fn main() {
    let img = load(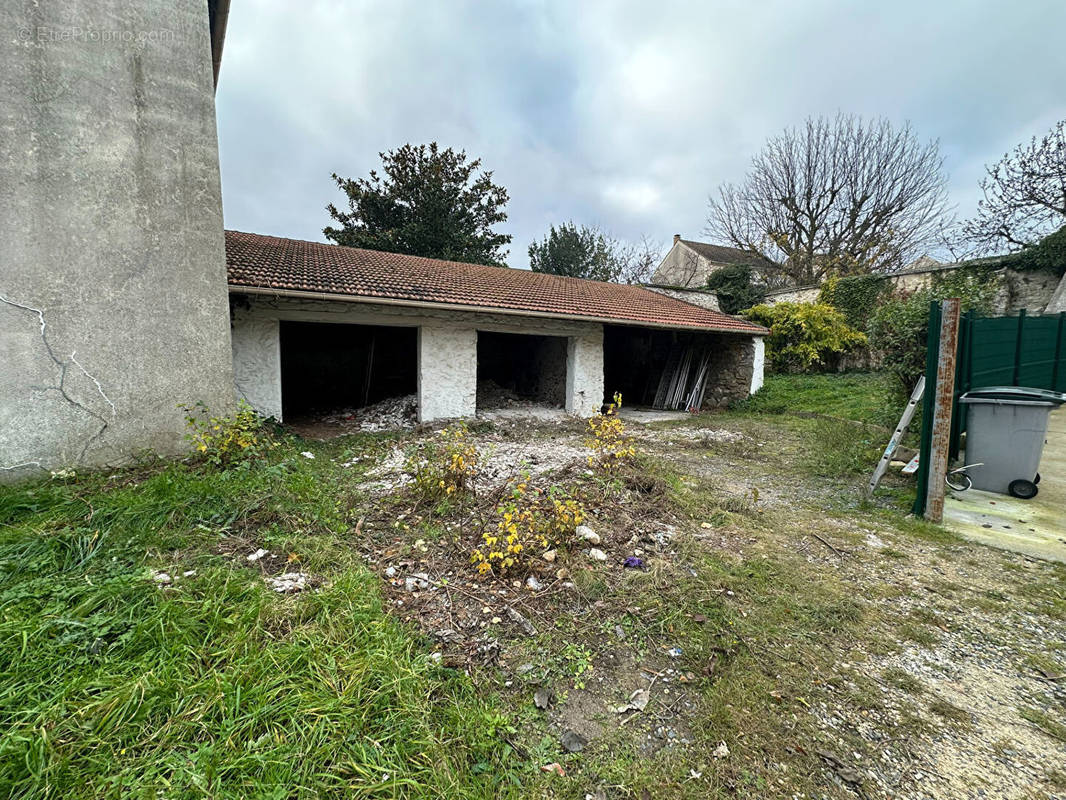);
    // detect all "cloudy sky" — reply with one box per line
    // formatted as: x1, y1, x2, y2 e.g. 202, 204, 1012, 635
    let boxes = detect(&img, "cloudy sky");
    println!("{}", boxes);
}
215, 0, 1066, 268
